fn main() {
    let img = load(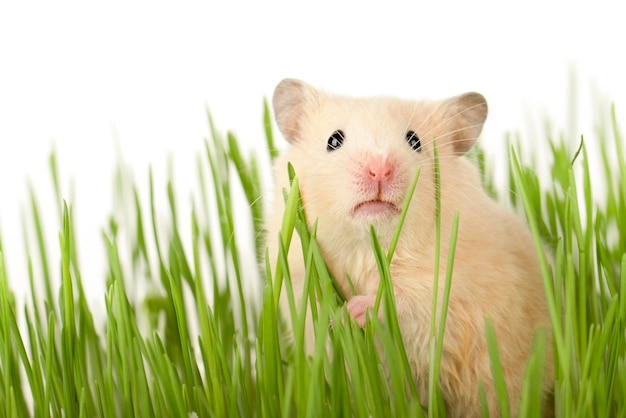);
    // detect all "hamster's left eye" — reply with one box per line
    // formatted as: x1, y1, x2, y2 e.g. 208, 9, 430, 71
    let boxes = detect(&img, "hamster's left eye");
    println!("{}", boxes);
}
327, 130, 345, 152
406, 130, 421, 152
